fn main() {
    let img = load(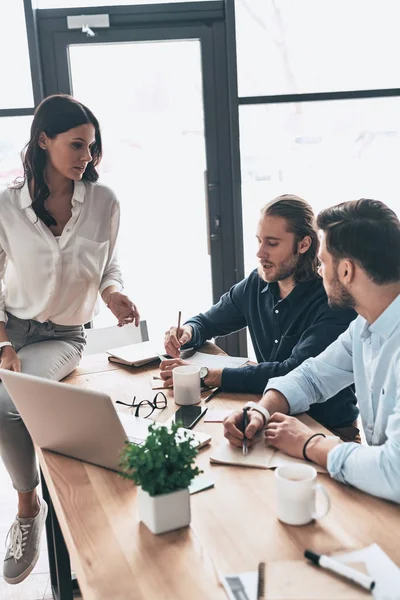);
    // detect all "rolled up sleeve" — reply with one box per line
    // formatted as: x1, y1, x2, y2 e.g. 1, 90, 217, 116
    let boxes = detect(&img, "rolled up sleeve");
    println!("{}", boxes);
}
327, 382, 400, 504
